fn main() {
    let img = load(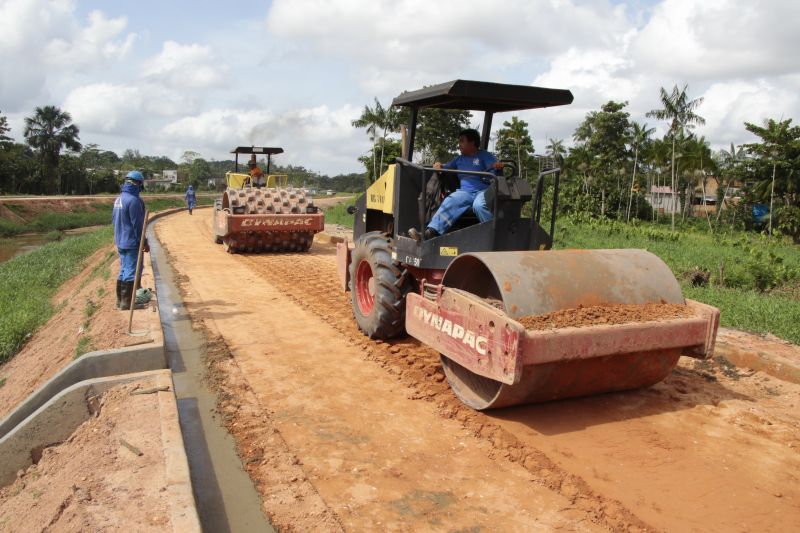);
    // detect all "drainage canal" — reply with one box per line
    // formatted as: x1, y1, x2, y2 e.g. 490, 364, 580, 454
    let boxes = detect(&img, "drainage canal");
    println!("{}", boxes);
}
149, 228, 273, 533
